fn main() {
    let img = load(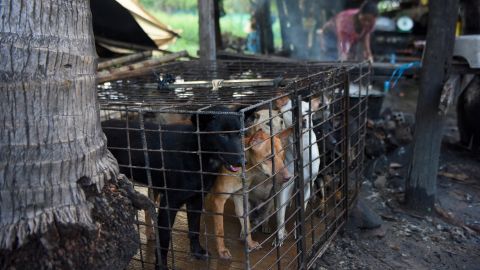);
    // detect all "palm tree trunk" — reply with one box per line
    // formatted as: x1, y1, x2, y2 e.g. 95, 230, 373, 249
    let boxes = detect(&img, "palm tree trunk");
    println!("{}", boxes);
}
0, 1, 147, 268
